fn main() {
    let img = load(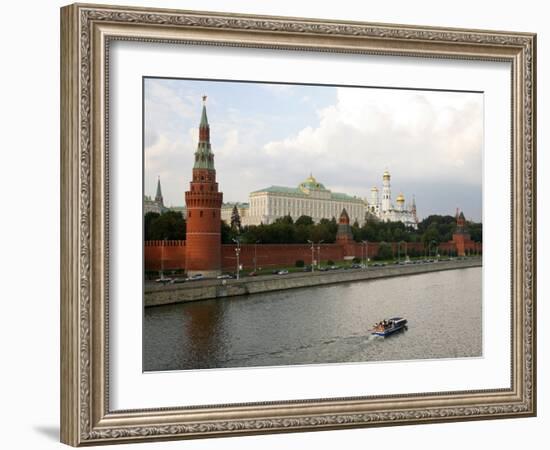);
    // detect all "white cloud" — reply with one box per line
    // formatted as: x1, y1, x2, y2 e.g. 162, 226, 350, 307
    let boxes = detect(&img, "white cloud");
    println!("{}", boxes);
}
262, 87, 482, 193
144, 81, 483, 220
